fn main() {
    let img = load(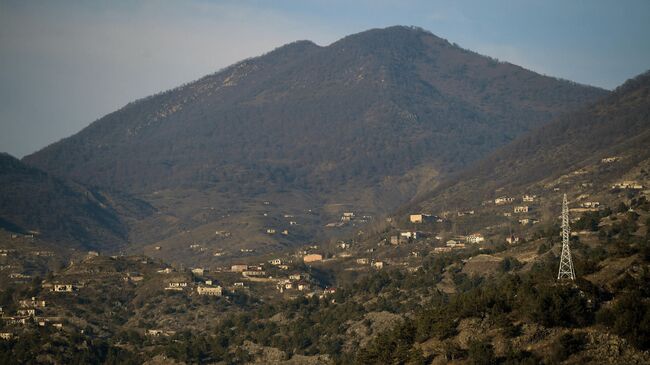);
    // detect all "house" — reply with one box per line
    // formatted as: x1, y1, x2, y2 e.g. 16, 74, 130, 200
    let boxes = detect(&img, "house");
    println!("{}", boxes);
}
601, 156, 619, 163
5, 317, 27, 325
296, 281, 310, 291
269, 258, 283, 266
409, 214, 432, 224
356, 258, 369, 265
231, 264, 248, 272
157, 268, 173, 274
165, 282, 188, 291
514, 206, 529, 213
390, 235, 400, 245
464, 234, 485, 244
400, 231, 418, 240
289, 273, 303, 281
324, 287, 337, 295
242, 270, 266, 277
17, 309, 36, 317
519, 218, 539, 225
233, 282, 245, 287
191, 268, 206, 276
197, 286, 223, 296
337, 242, 351, 249
495, 196, 515, 205
372, 261, 385, 269
146, 329, 175, 337
266, 228, 276, 234
53, 284, 74, 292
581, 201, 600, 208
457, 210, 475, 216
522, 195, 536, 202
19, 297, 45, 308
341, 212, 355, 222
506, 235, 520, 245
278, 264, 289, 270
9, 273, 30, 279
125, 274, 144, 283
433, 247, 452, 253
446, 241, 466, 249
612, 181, 644, 190
0, 333, 13, 340
303, 254, 323, 263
